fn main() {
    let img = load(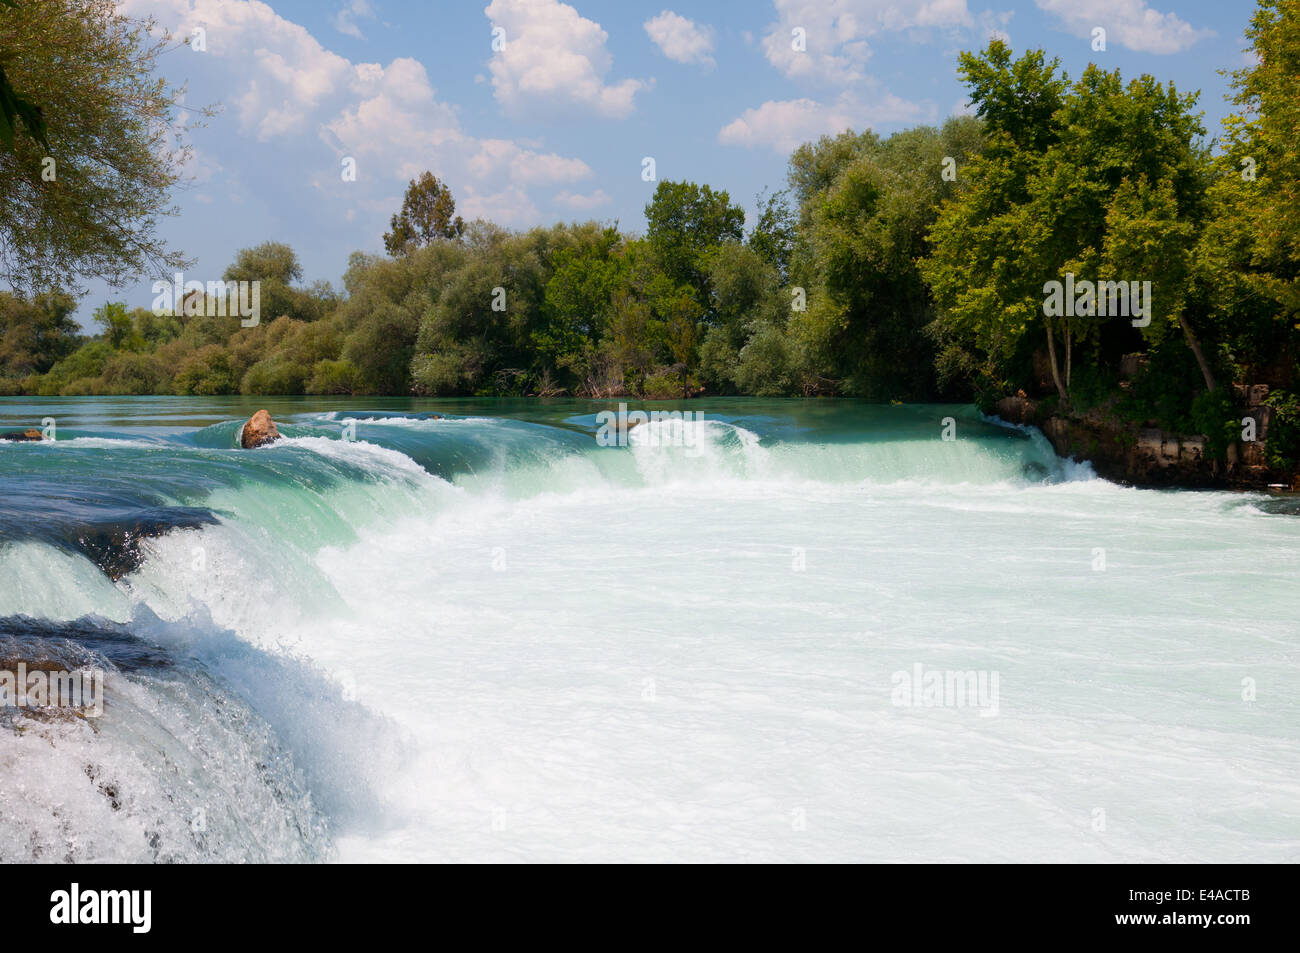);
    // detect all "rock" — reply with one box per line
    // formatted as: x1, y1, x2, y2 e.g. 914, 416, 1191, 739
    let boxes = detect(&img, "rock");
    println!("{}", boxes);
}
240, 410, 281, 448
1179, 435, 1207, 461
0, 429, 43, 442
1137, 429, 1164, 456
993, 395, 1035, 425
